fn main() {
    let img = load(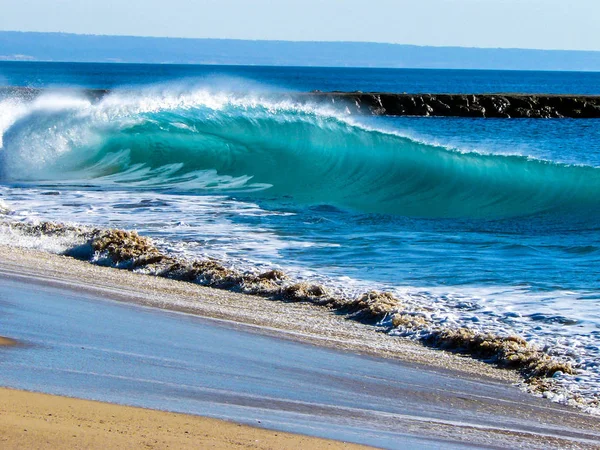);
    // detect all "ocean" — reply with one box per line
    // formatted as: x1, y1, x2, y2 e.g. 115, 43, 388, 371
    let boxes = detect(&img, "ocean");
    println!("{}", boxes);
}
1, 61, 599, 411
